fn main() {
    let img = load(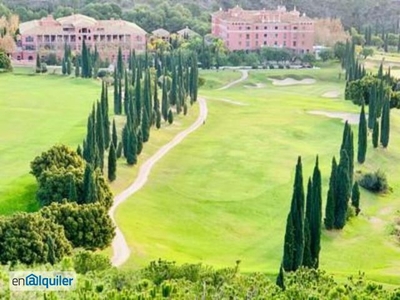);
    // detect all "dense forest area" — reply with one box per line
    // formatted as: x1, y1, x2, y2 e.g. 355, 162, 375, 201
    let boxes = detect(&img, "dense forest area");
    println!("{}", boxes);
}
0, 0, 400, 35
